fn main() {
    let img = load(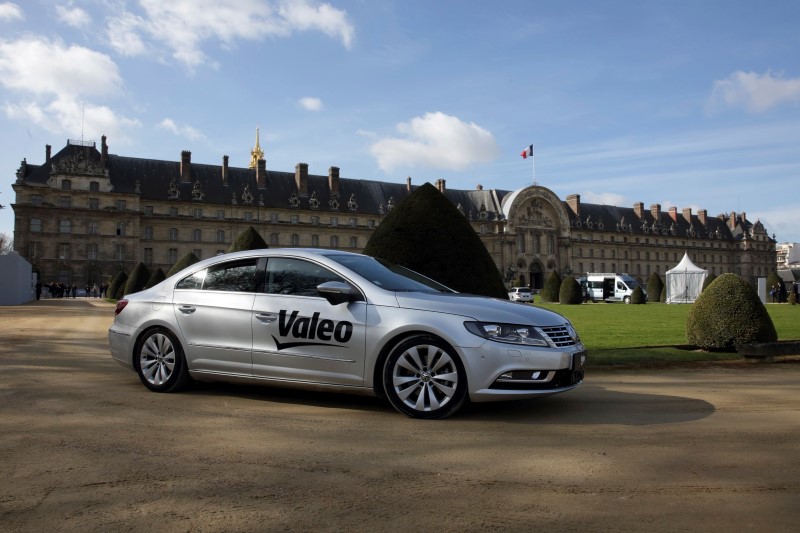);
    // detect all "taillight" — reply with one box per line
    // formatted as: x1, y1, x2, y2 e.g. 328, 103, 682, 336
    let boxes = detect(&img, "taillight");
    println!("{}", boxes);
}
114, 299, 128, 316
